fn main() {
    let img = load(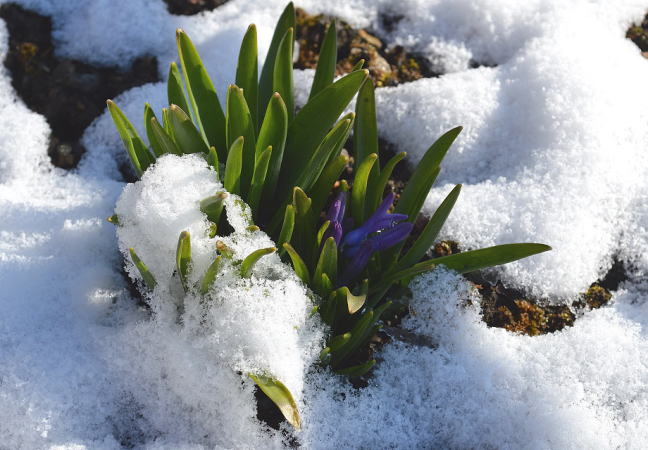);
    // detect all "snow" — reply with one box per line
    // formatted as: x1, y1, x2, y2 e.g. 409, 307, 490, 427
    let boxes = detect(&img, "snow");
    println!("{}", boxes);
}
1, 0, 648, 448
